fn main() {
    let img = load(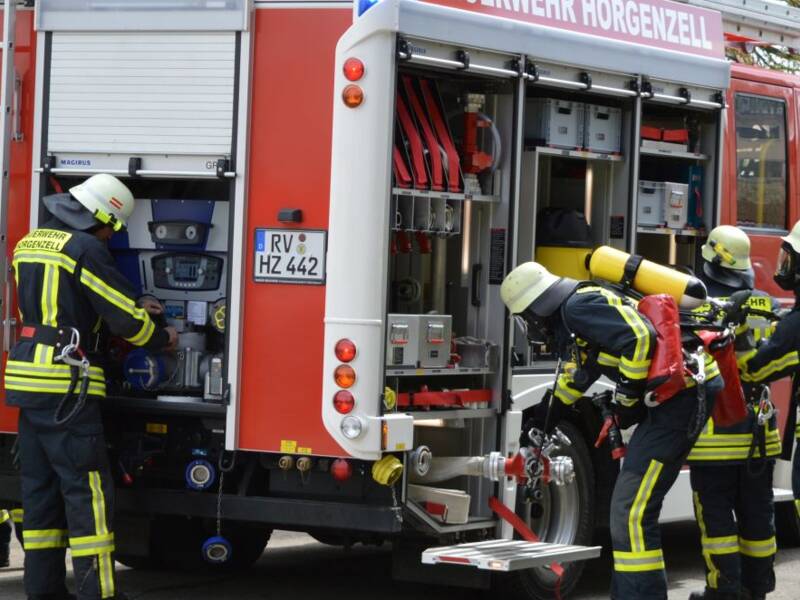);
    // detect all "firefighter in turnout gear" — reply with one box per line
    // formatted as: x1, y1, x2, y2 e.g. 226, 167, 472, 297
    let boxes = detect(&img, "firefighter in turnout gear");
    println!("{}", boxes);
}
1, 507, 23, 568
501, 262, 721, 600
739, 219, 800, 571
1, 509, 11, 567
5, 174, 177, 600
687, 225, 780, 600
